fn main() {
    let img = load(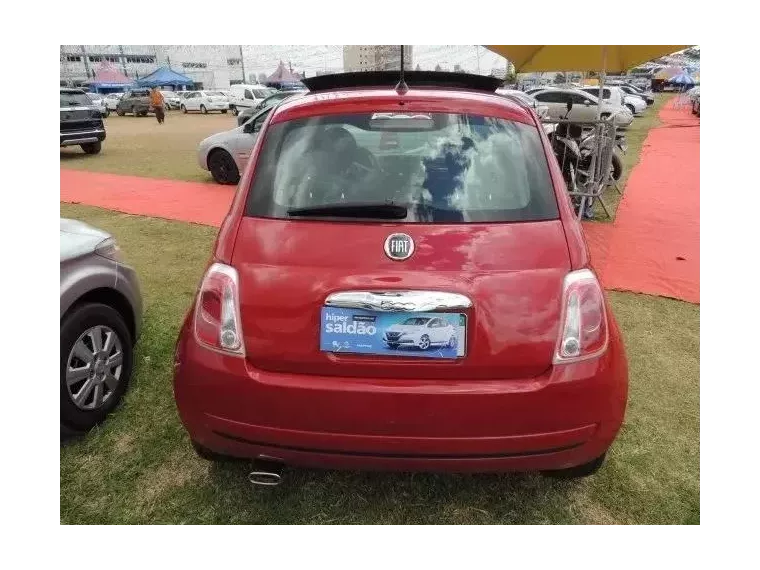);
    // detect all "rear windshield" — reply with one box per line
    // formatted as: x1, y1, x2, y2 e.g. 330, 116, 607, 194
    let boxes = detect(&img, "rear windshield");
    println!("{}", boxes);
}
245, 112, 558, 223
204, 91, 224, 96
60, 92, 93, 107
